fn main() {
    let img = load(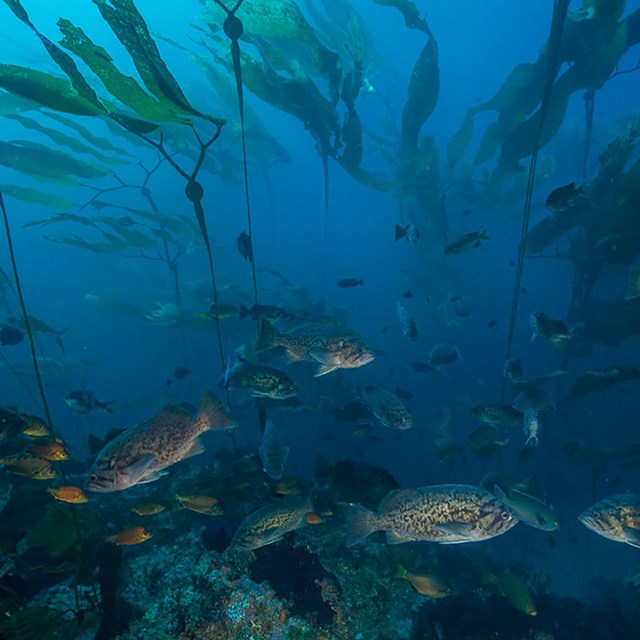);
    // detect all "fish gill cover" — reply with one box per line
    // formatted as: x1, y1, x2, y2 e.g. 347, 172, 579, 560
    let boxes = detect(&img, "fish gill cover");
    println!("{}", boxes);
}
0, 0, 639, 639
